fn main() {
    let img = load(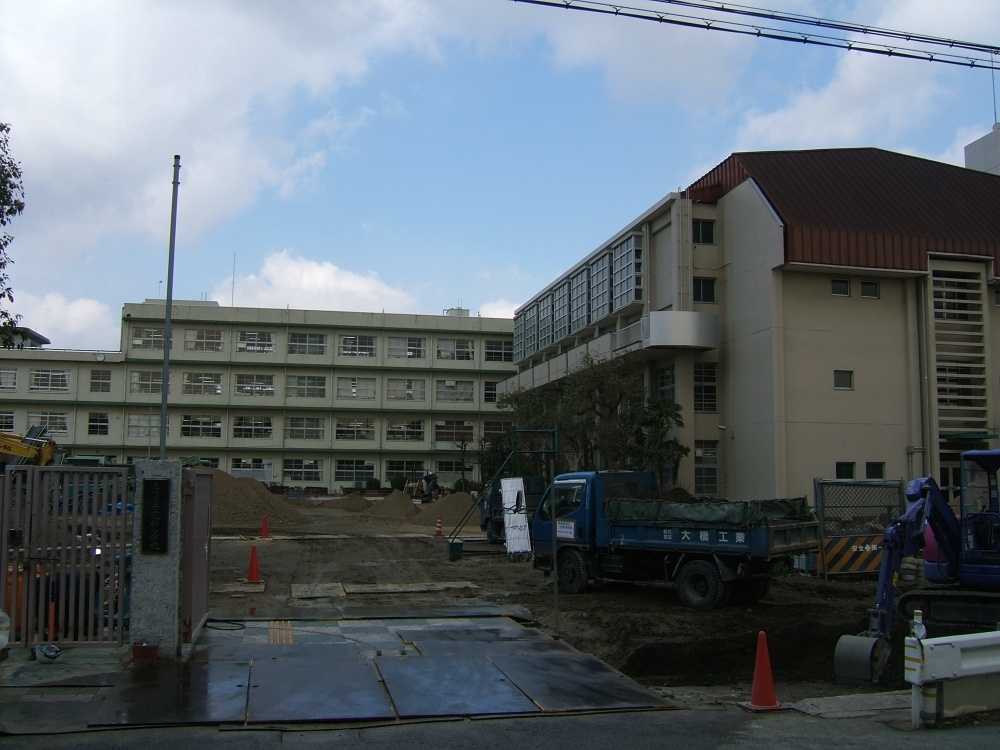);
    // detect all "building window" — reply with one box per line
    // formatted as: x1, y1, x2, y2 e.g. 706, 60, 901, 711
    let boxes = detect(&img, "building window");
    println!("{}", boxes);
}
836, 462, 855, 479
29, 369, 70, 392
692, 219, 715, 244
693, 277, 716, 303
90, 369, 111, 393
0, 368, 15, 391
334, 459, 374, 483
234, 373, 275, 396
288, 332, 326, 355
88, 412, 109, 436
484, 340, 513, 362
484, 381, 498, 403
435, 420, 473, 442
339, 334, 376, 357
693, 363, 717, 413
483, 420, 512, 440
185, 329, 223, 352
860, 280, 880, 299
126, 413, 163, 438
286, 417, 324, 440
866, 462, 885, 479
286, 375, 326, 398
388, 337, 425, 359
237, 330, 274, 353
27, 411, 68, 435
181, 415, 222, 438
590, 253, 611, 322
834, 370, 854, 390
182, 372, 222, 396
336, 376, 376, 400
336, 418, 375, 440
129, 371, 163, 394
0, 411, 13, 432
831, 278, 850, 296
233, 416, 273, 439
694, 440, 718, 494
569, 268, 590, 334
611, 235, 642, 311
386, 419, 424, 441
284, 458, 322, 483
232, 457, 271, 476
387, 460, 424, 477
437, 338, 474, 361
436, 379, 474, 402
132, 326, 165, 350
552, 283, 570, 341
386, 378, 425, 401
658, 365, 676, 403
